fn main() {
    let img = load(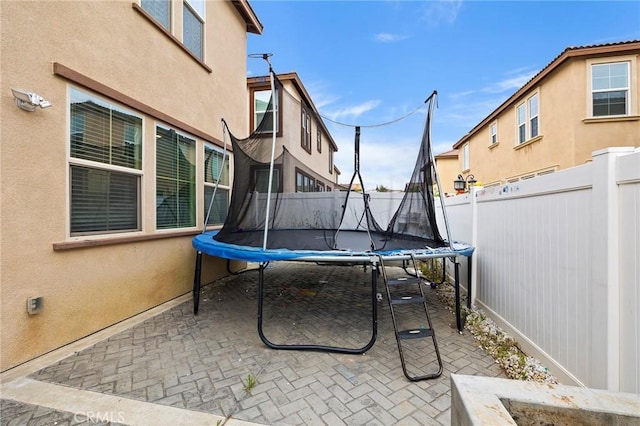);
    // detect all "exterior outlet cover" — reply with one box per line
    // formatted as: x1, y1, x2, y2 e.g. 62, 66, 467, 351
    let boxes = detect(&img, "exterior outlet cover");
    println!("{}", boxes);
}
27, 297, 43, 314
